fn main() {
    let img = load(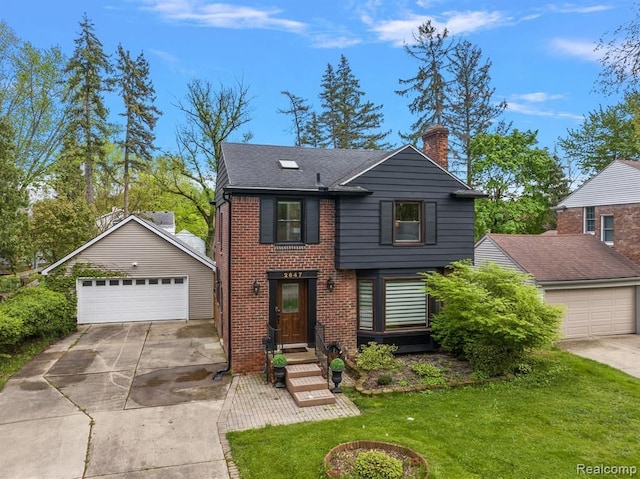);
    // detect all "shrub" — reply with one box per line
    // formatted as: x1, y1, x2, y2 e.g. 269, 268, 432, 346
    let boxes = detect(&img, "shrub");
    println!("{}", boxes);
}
1, 287, 75, 339
330, 357, 345, 371
0, 275, 21, 294
411, 362, 446, 386
377, 374, 393, 385
423, 260, 563, 376
42, 263, 125, 298
353, 451, 403, 479
357, 342, 402, 371
271, 353, 287, 367
0, 311, 23, 348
